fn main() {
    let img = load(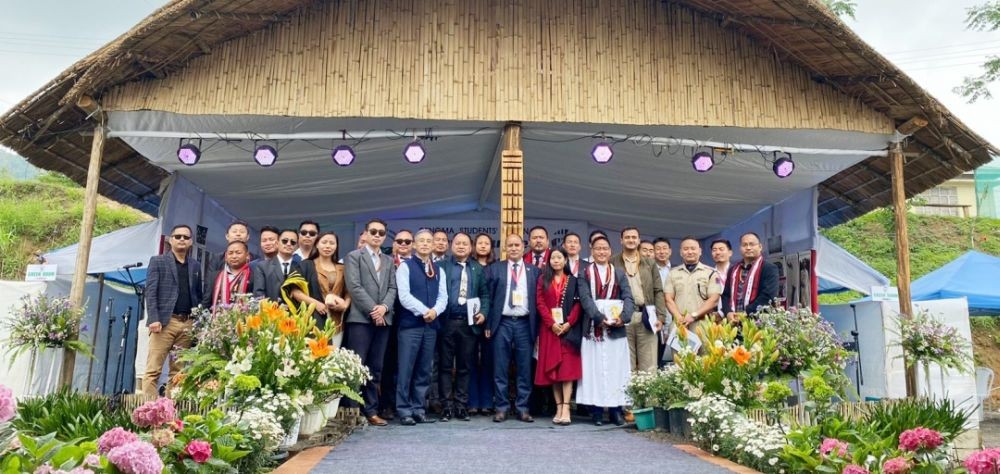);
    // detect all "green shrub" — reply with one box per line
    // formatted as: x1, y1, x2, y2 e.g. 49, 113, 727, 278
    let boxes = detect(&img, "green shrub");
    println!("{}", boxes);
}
863, 397, 975, 444
12, 390, 136, 441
